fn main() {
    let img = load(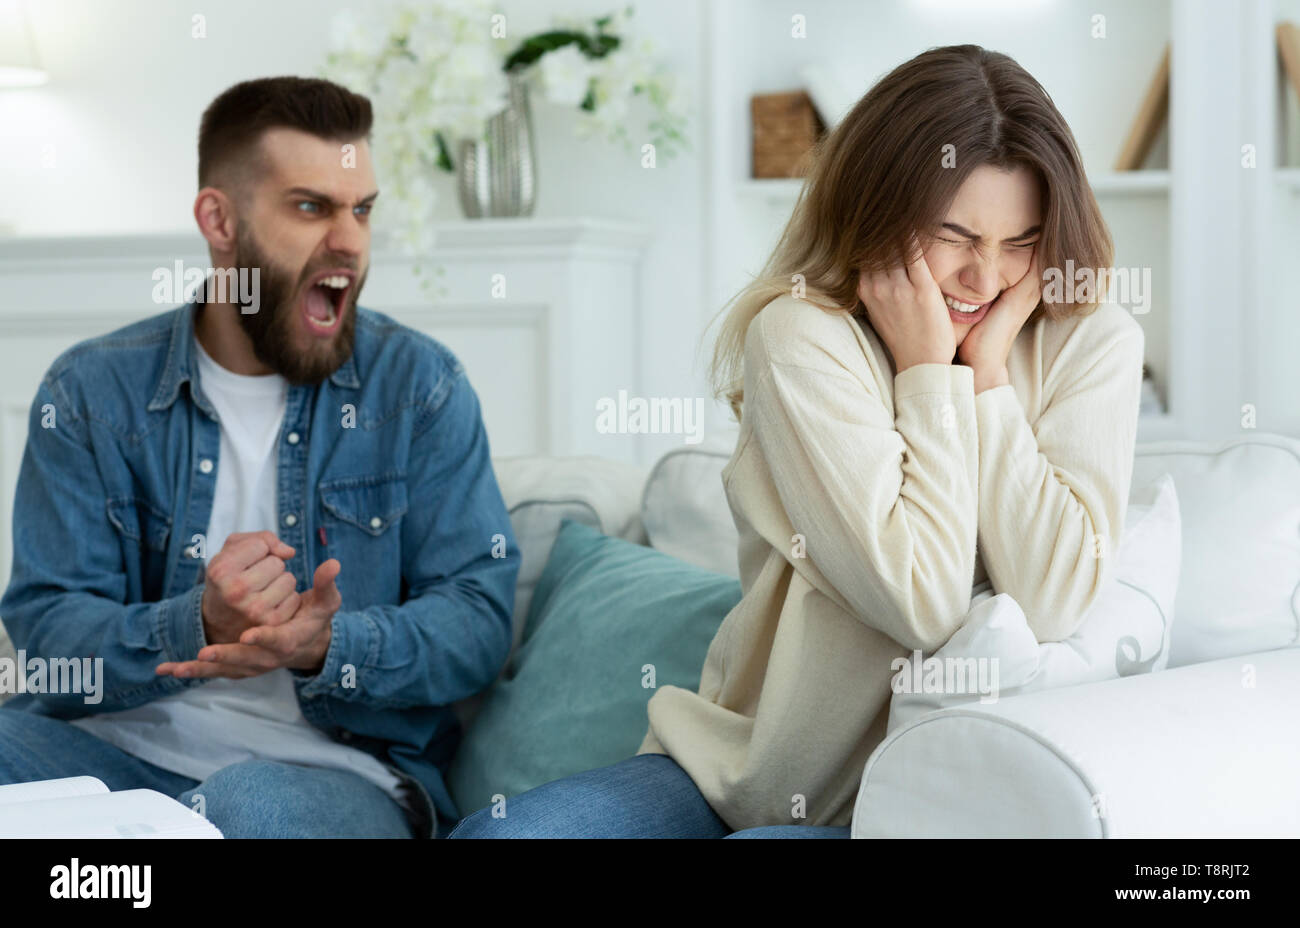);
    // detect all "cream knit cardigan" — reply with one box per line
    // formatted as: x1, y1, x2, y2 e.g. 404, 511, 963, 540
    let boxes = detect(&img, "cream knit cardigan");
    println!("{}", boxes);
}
638, 293, 1146, 830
